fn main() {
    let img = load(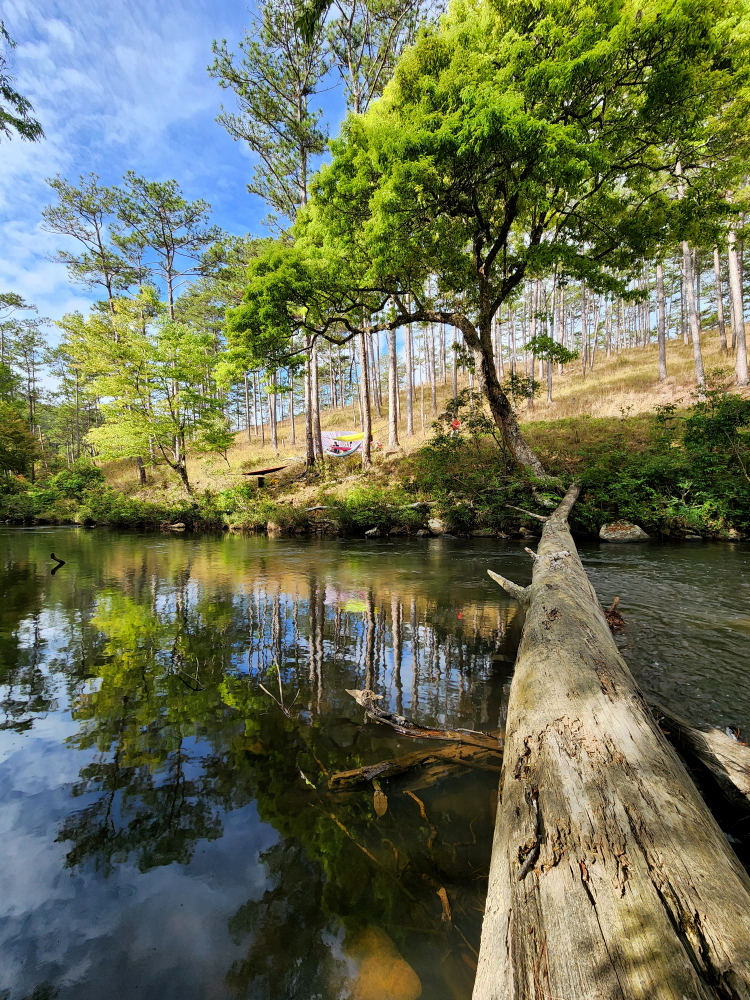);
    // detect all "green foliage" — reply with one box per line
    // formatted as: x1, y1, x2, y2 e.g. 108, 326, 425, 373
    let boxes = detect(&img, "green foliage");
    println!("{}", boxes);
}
501, 371, 542, 408
0, 401, 37, 475
527, 336, 579, 366
48, 463, 105, 499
